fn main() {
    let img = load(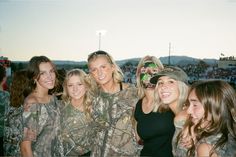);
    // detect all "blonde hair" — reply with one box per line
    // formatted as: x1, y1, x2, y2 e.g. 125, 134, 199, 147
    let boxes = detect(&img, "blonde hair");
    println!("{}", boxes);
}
153, 80, 189, 113
87, 50, 124, 83
136, 55, 164, 99
62, 69, 97, 118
